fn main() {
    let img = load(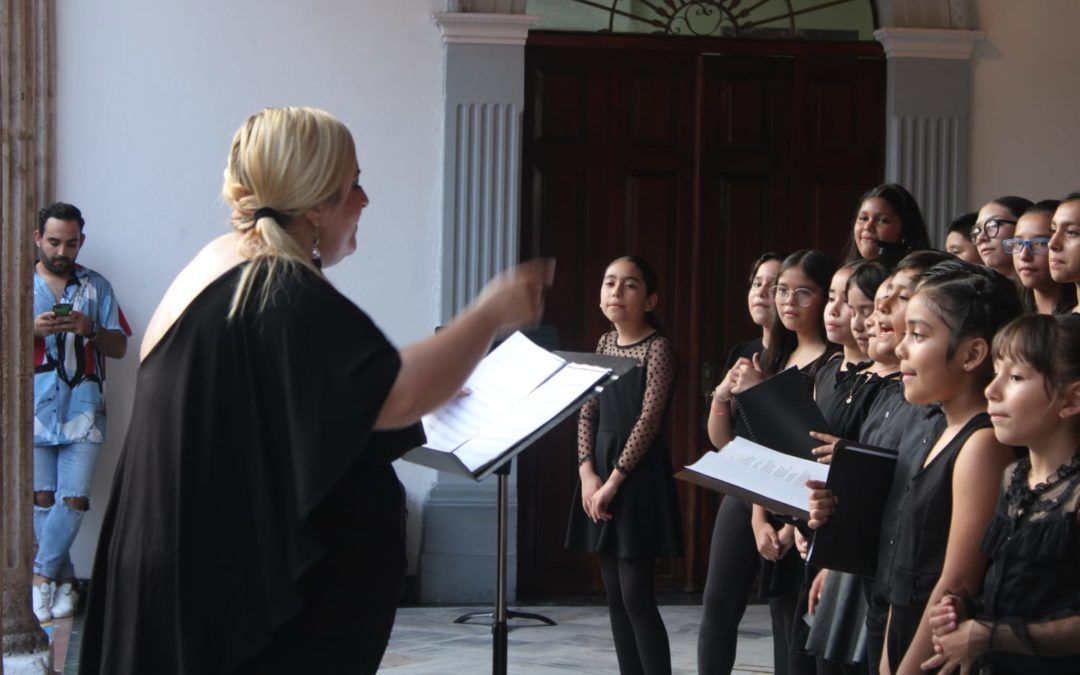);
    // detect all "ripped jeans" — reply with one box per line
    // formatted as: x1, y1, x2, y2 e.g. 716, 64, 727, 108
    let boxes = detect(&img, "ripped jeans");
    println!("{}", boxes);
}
33, 442, 101, 580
